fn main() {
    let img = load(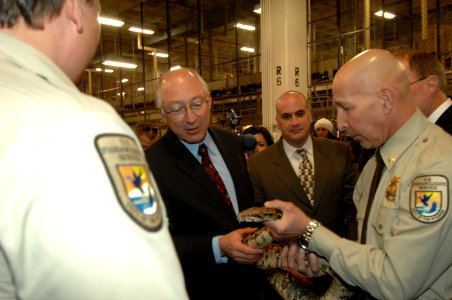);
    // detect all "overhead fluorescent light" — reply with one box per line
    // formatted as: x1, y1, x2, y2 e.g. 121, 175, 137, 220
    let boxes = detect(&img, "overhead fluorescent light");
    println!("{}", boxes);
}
95, 67, 114, 73
137, 87, 145, 91
374, 10, 396, 19
240, 47, 255, 53
253, 4, 261, 14
102, 60, 137, 69
98, 17, 124, 27
236, 23, 255, 31
121, 78, 129, 83
170, 65, 181, 71
150, 52, 169, 58
129, 27, 154, 35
